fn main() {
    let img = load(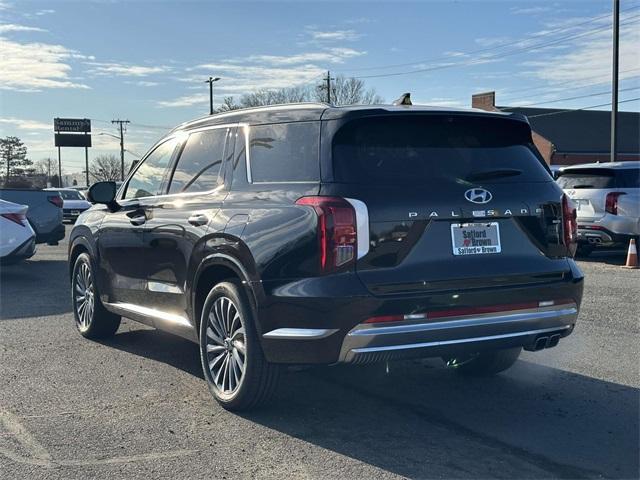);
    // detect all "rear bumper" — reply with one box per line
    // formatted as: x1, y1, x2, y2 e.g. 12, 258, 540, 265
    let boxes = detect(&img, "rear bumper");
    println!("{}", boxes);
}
256, 265, 584, 364
577, 225, 636, 248
1, 236, 36, 262
34, 222, 65, 245
63, 208, 89, 220
337, 303, 576, 364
